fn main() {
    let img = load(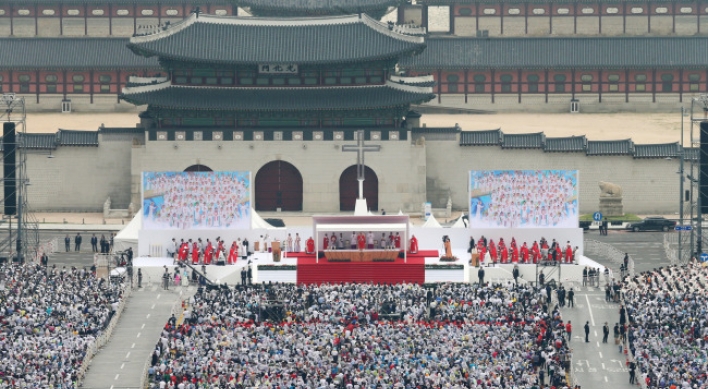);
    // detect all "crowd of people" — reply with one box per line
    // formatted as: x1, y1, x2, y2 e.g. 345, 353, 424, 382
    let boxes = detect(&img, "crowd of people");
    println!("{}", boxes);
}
0, 263, 125, 388
620, 263, 708, 389
469, 236, 578, 265
622, 262, 708, 389
148, 282, 573, 389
